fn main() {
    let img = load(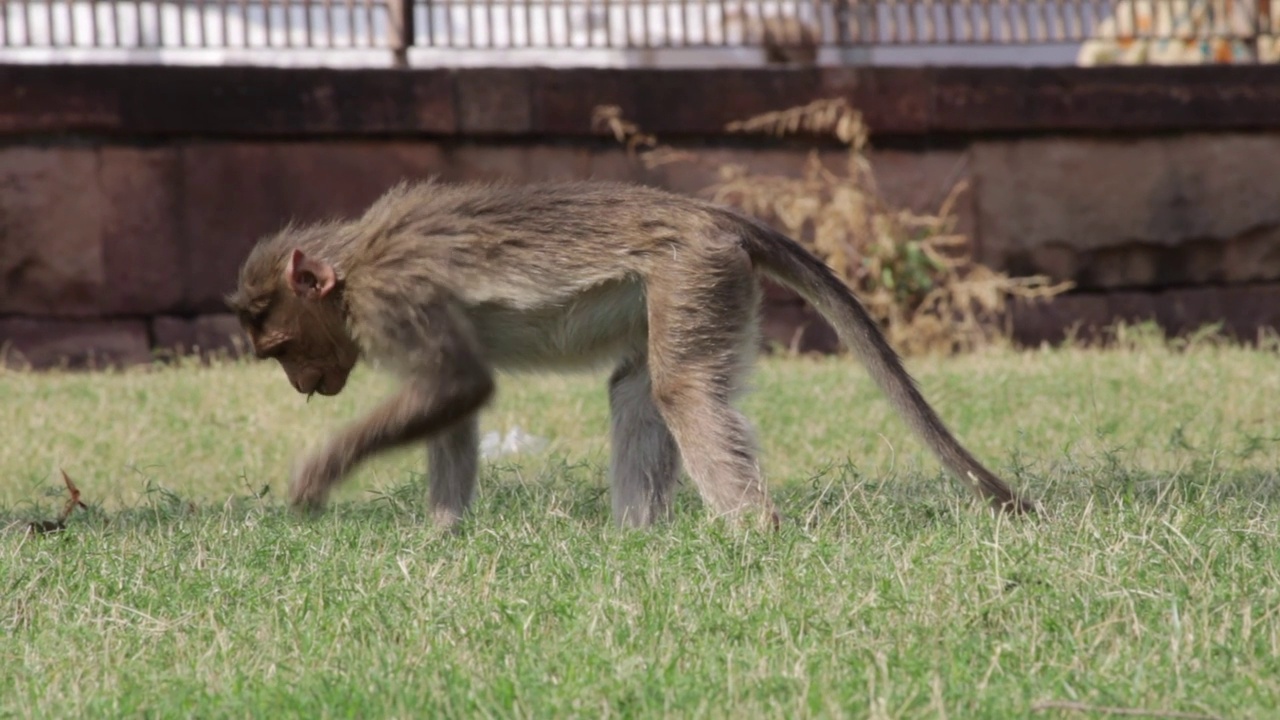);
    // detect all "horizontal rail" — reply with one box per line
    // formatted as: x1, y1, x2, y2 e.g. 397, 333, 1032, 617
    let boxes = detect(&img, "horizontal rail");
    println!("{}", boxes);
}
0, 0, 1275, 59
